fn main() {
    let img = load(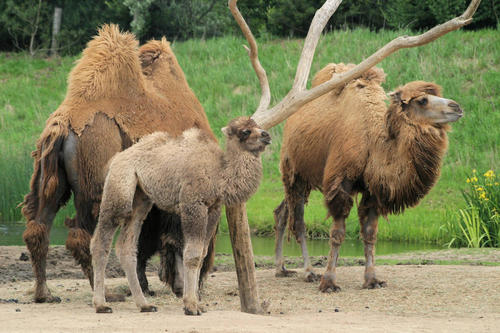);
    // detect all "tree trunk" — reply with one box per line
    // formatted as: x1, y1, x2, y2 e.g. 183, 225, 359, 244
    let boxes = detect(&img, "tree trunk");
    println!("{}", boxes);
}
226, 203, 262, 314
29, 0, 42, 56
50, 7, 62, 57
